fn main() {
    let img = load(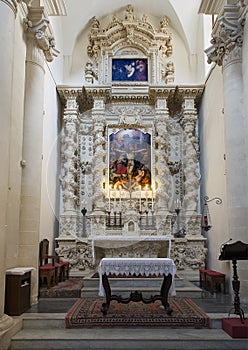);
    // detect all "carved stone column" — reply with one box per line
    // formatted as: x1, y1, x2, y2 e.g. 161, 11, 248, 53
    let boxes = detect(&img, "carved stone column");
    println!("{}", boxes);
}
19, 5, 57, 304
59, 95, 79, 237
154, 98, 171, 235
91, 98, 106, 212
181, 98, 199, 212
181, 98, 201, 237
0, 0, 17, 333
205, 3, 248, 240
